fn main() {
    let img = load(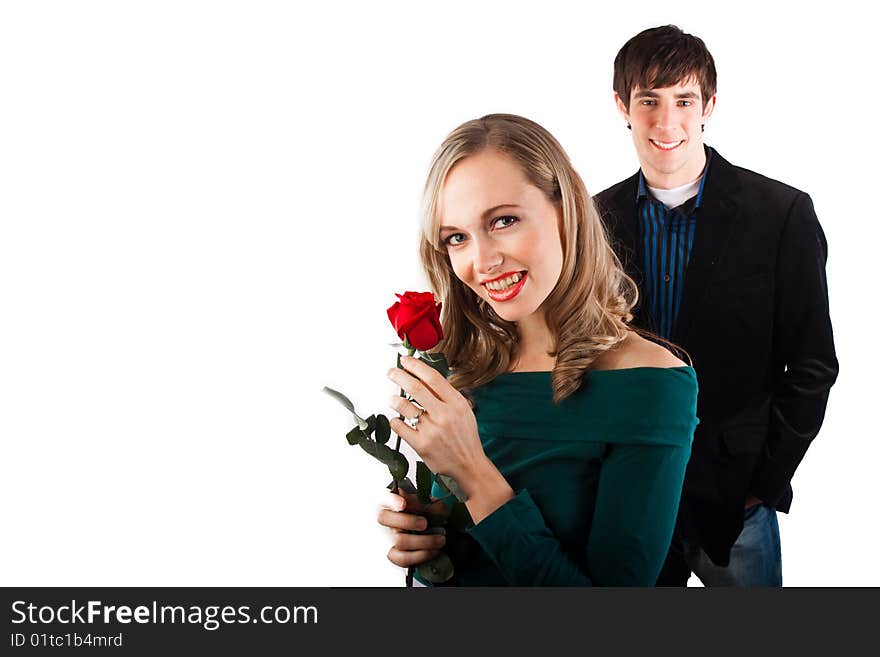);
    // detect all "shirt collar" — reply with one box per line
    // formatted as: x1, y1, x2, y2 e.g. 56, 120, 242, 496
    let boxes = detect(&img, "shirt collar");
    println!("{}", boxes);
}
636, 146, 714, 209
